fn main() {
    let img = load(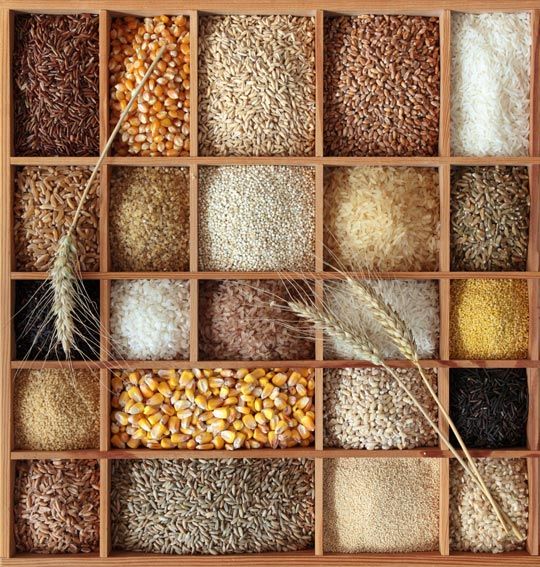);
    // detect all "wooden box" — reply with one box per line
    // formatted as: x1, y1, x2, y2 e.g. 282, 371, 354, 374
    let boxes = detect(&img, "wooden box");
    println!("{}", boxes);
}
1, 0, 539, 565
